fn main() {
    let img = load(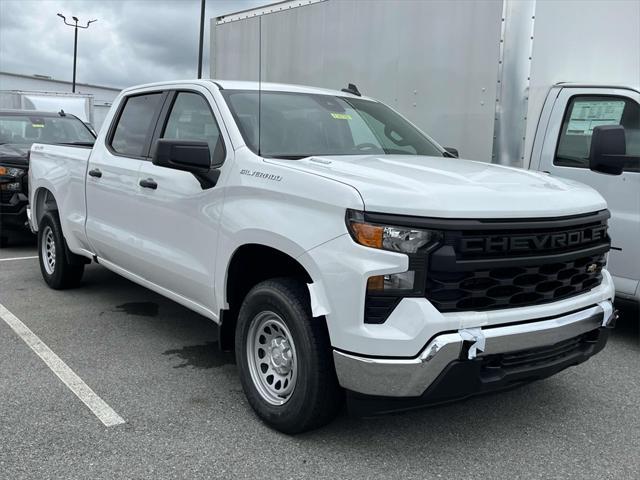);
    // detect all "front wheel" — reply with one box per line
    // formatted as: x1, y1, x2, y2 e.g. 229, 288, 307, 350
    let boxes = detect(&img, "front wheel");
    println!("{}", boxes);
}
38, 211, 84, 289
235, 278, 343, 433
